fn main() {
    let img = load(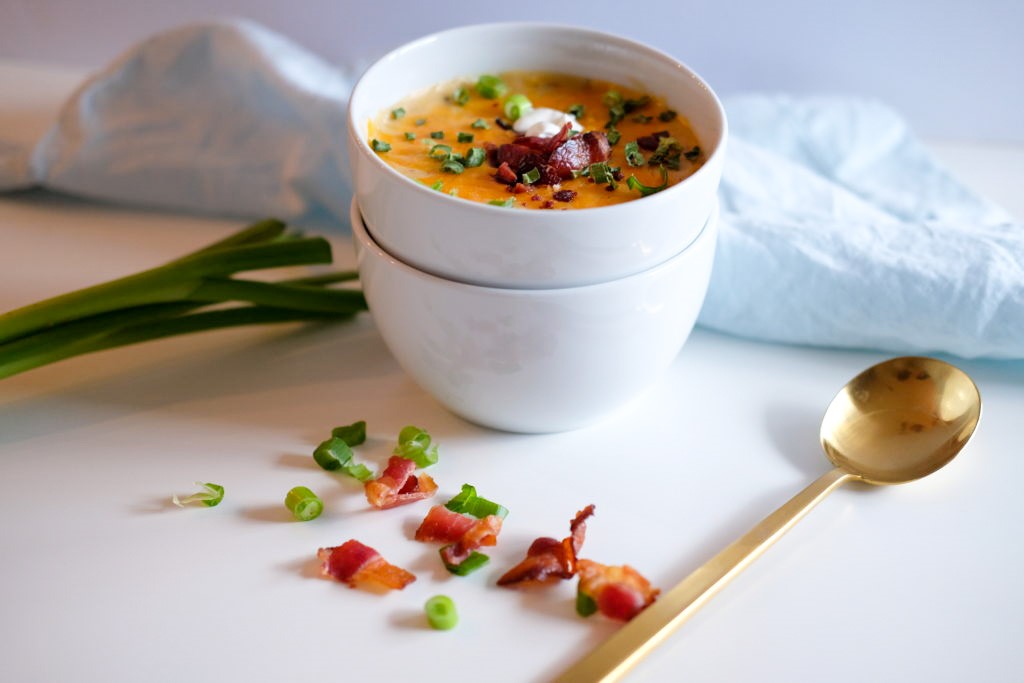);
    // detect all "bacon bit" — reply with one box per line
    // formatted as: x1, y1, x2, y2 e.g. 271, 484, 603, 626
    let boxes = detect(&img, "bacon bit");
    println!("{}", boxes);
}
510, 183, 528, 194
637, 130, 670, 151
497, 505, 595, 586
491, 124, 608, 184
547, 131, 610, 179
317, 539, 416, 591
415, 504, 503, 566
495, 161, 518, 184
531, 194, 542, 201
541, 200, 554, 209
364, 456, 438, 509
494, 143, 543, 172
553, 189, 577, 203
577, 560, 659, 621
